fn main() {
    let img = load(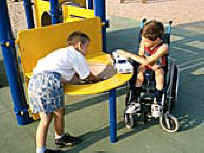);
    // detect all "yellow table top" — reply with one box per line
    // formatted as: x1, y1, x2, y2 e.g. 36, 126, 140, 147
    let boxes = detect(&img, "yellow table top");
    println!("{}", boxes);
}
64, 73, 132, 95
26, 72, 132, 95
